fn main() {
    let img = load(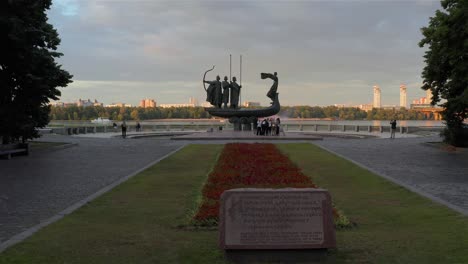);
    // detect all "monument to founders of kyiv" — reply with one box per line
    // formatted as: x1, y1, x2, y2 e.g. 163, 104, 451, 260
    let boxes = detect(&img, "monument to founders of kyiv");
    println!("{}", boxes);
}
202, 56, 281, 131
